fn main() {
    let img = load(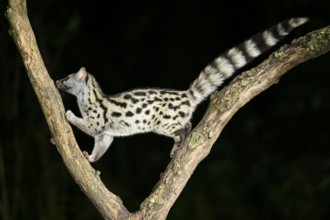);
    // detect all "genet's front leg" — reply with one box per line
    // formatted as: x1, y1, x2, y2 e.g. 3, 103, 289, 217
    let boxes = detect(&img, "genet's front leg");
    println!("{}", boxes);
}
65, 110, 96, 136
87, 134, 114, 163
